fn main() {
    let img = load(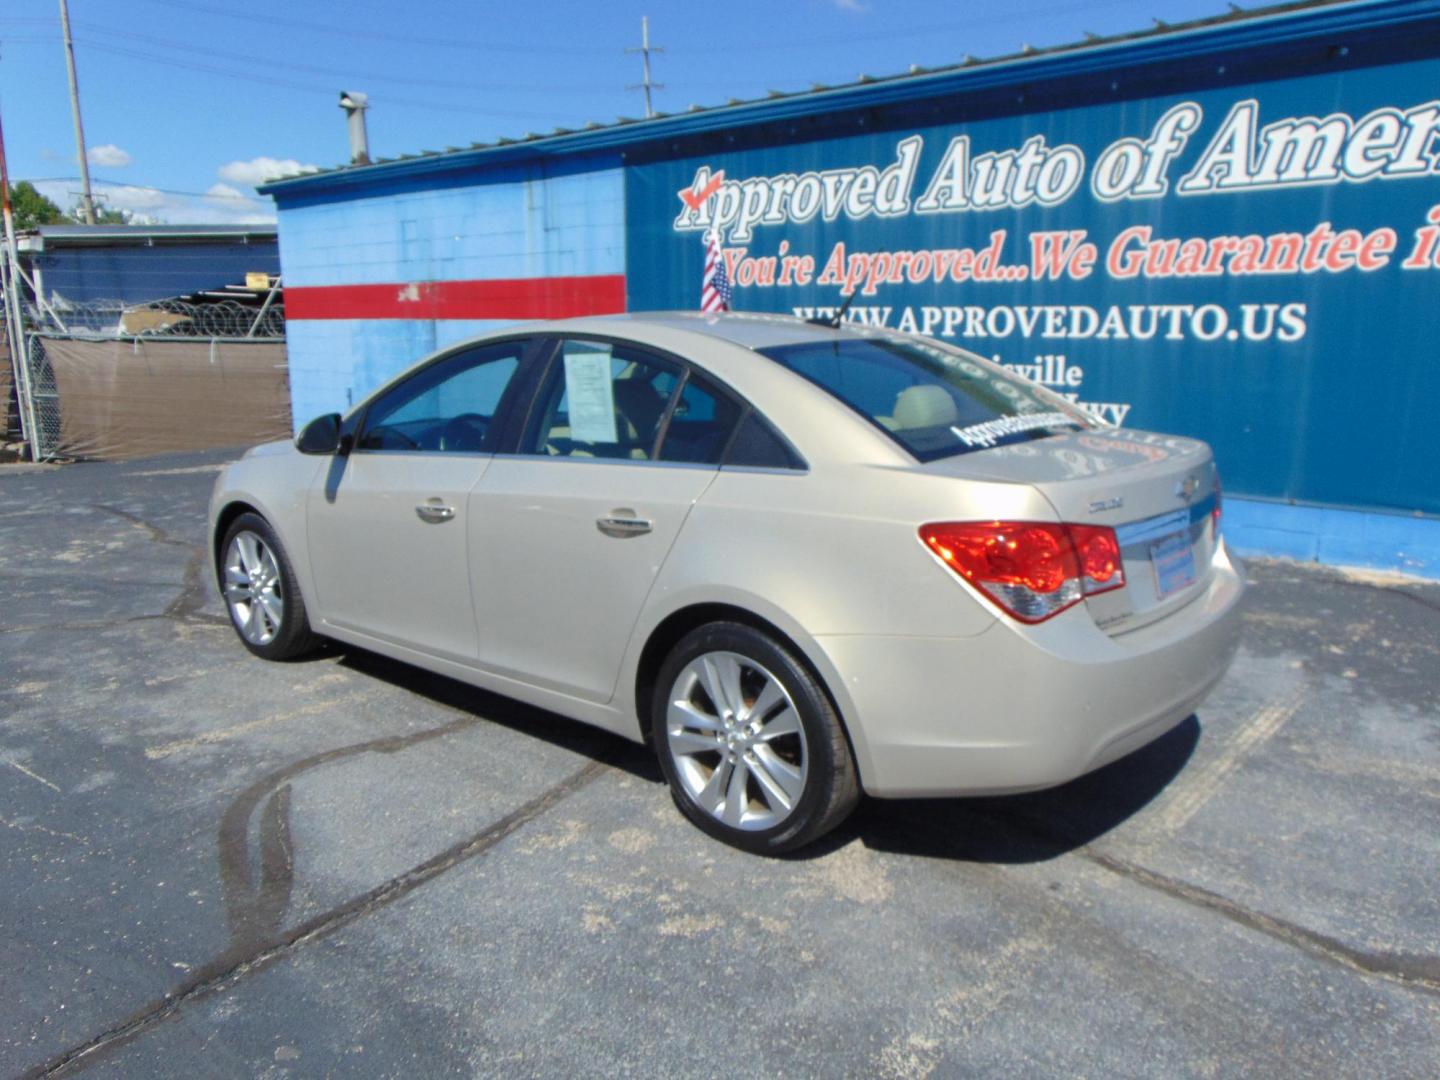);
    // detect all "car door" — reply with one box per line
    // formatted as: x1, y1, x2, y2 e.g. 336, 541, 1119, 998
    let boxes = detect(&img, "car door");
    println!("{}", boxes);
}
468, 337, 743, 703
306, 338, 538, 662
